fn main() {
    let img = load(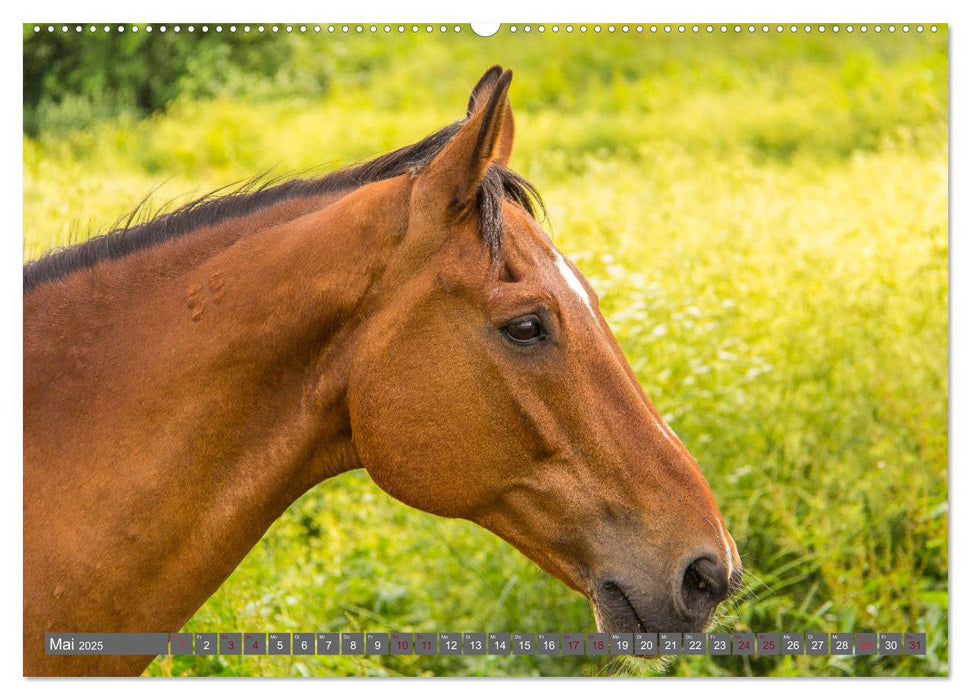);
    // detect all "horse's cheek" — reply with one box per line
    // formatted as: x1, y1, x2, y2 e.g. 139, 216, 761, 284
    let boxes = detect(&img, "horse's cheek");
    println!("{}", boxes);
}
347, 345, 487, 518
